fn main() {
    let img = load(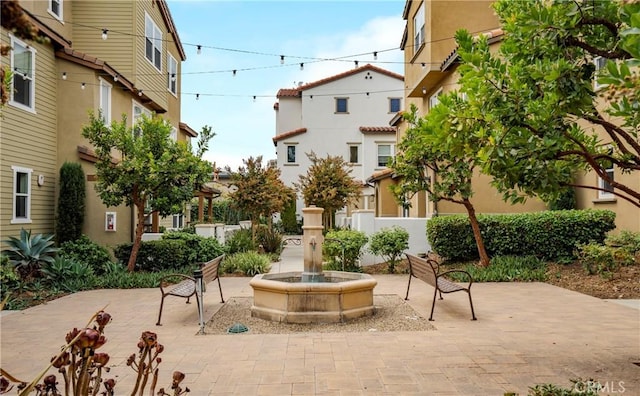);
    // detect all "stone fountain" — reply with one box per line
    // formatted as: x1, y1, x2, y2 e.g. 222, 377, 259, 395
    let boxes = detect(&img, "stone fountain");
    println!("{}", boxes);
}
250, 206, 377, 324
